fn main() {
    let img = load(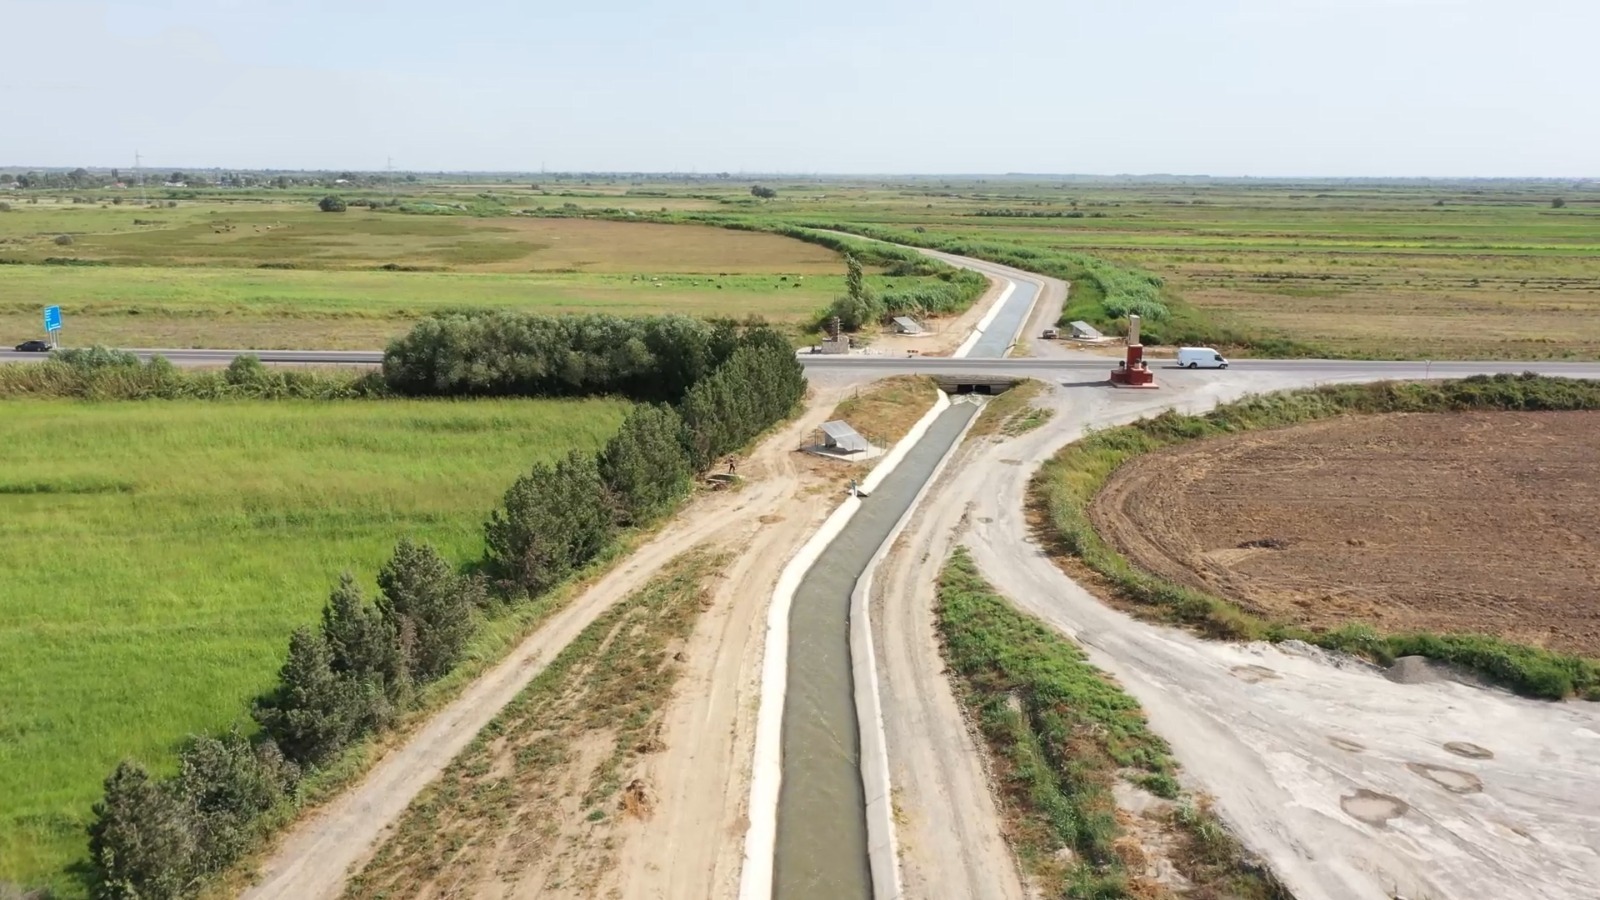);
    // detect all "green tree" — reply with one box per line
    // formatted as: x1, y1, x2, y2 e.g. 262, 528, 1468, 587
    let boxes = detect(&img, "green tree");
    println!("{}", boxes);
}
486, 451, 614, 593
377, 539, 479, 682
176, 727, 298, 874
1552, 197, 1567, 209
599, 404, 692, 525
252, 627, 360, 766
321, 573, 407, 728
318, 195, 347, 212
750, 184, 777, 199
88, 761, 197, 900
845, 252, 867, 303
